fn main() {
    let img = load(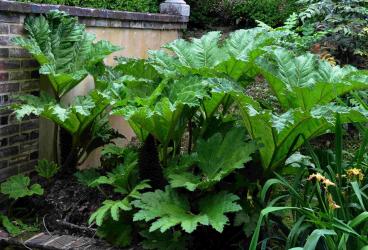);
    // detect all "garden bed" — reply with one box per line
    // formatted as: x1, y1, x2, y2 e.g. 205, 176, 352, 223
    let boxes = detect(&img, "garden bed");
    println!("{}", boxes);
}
0, 174, 124, 249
